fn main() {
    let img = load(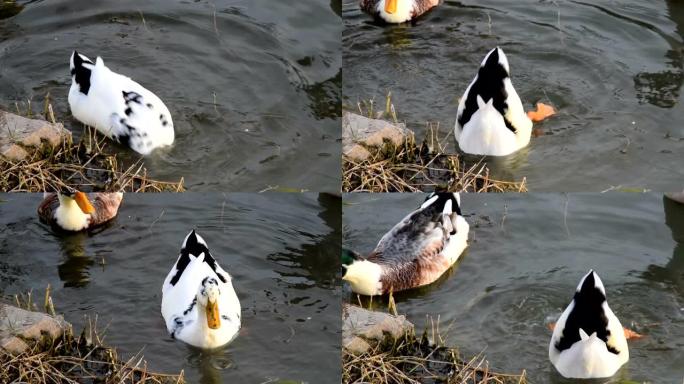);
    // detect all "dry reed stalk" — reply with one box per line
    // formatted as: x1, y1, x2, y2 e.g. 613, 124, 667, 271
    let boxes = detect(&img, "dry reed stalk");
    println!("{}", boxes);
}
344, 96, 528, 193
0, 122, 184, 192
342, 143, 527, 193
3, 289, 184, 384
342, 329, 527, 384
343, 296, 527, 384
